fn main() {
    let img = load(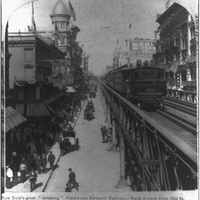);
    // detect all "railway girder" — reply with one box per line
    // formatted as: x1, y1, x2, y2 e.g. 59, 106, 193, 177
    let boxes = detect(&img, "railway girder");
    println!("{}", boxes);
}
101, 82, 197, 191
